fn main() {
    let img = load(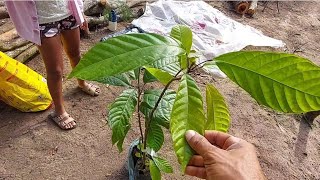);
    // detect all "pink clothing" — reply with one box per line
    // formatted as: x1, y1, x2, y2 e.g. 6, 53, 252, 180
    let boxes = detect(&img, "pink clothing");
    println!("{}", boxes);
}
4, 0, 84, 45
